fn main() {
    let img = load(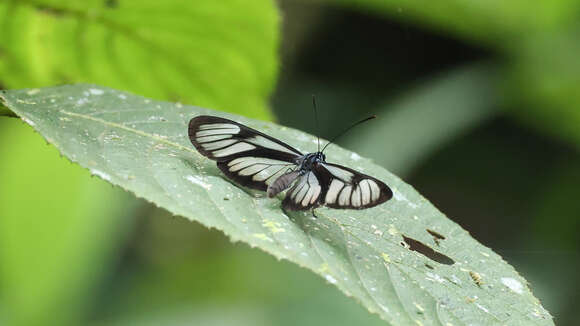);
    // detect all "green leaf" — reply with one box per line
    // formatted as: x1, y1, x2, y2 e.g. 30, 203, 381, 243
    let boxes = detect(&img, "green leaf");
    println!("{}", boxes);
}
0, 85, 553, 325
505, 30, 580, 147
0, 120, 134, 326
0, 0, 279, 119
